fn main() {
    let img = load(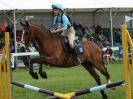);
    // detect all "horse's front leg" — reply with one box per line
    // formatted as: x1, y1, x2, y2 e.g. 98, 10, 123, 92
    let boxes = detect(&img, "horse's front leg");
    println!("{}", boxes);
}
29, 57, 47, 79
38, 63, 48, 79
